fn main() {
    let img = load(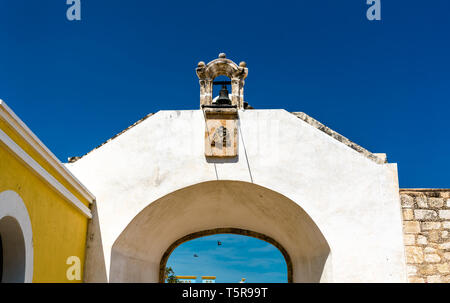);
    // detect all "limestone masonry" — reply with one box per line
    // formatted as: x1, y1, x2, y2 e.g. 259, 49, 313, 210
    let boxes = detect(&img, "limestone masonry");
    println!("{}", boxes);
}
400, 189, 450, 283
